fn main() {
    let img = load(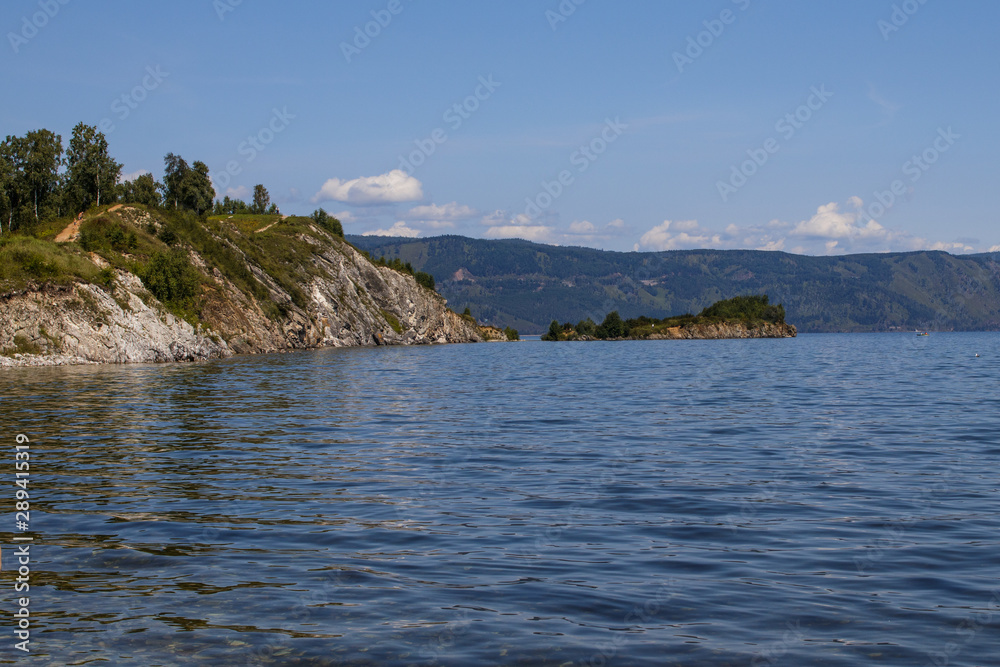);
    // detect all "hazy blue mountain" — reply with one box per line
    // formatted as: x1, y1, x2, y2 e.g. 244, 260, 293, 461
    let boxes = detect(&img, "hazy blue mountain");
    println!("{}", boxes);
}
348, 235, 1000, 334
